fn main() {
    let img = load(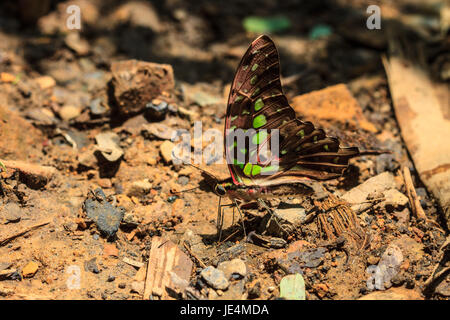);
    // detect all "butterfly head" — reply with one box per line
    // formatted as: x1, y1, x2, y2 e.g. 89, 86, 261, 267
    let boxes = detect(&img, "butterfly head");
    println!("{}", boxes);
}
214, 183, 227, 196
213, 182, 236, 196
